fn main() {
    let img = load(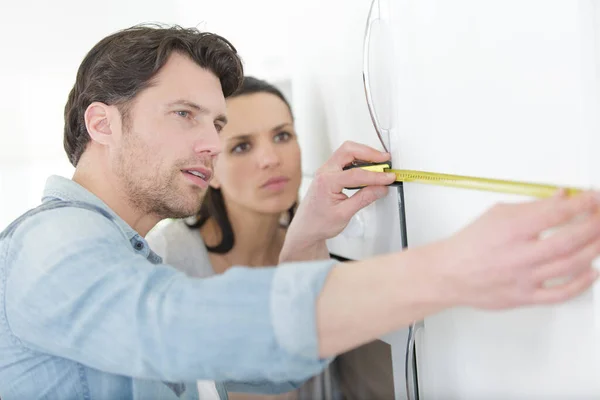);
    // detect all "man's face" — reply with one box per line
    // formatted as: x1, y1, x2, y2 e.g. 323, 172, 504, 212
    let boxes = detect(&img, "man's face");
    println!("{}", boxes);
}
110, 52, 227, 219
